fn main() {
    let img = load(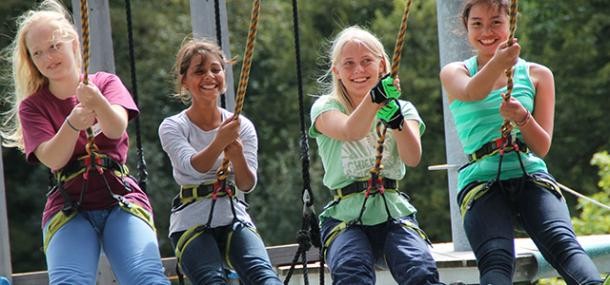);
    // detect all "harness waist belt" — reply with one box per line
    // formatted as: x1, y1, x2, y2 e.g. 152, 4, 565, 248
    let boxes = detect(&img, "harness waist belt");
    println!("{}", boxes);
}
56, 156, 127, 183
468, 138, 529, 162
180, 182, 235, 200
336, 178, 397, 197
65, 156, 122, 172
